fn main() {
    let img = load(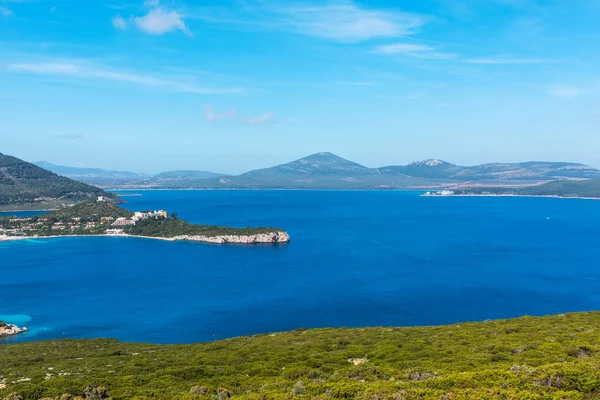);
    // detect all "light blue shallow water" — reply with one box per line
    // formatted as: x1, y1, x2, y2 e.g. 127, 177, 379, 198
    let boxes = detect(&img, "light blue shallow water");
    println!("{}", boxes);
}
1, 190, 600, 344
